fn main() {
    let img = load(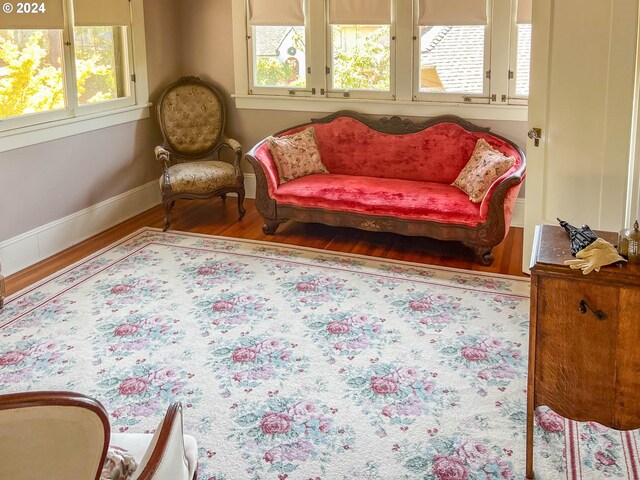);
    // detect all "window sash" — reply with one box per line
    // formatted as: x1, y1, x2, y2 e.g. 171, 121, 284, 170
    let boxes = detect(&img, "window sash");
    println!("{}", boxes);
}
413, 24, 491, 103
326, 23, 395, 100
247, 24, 313, 96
